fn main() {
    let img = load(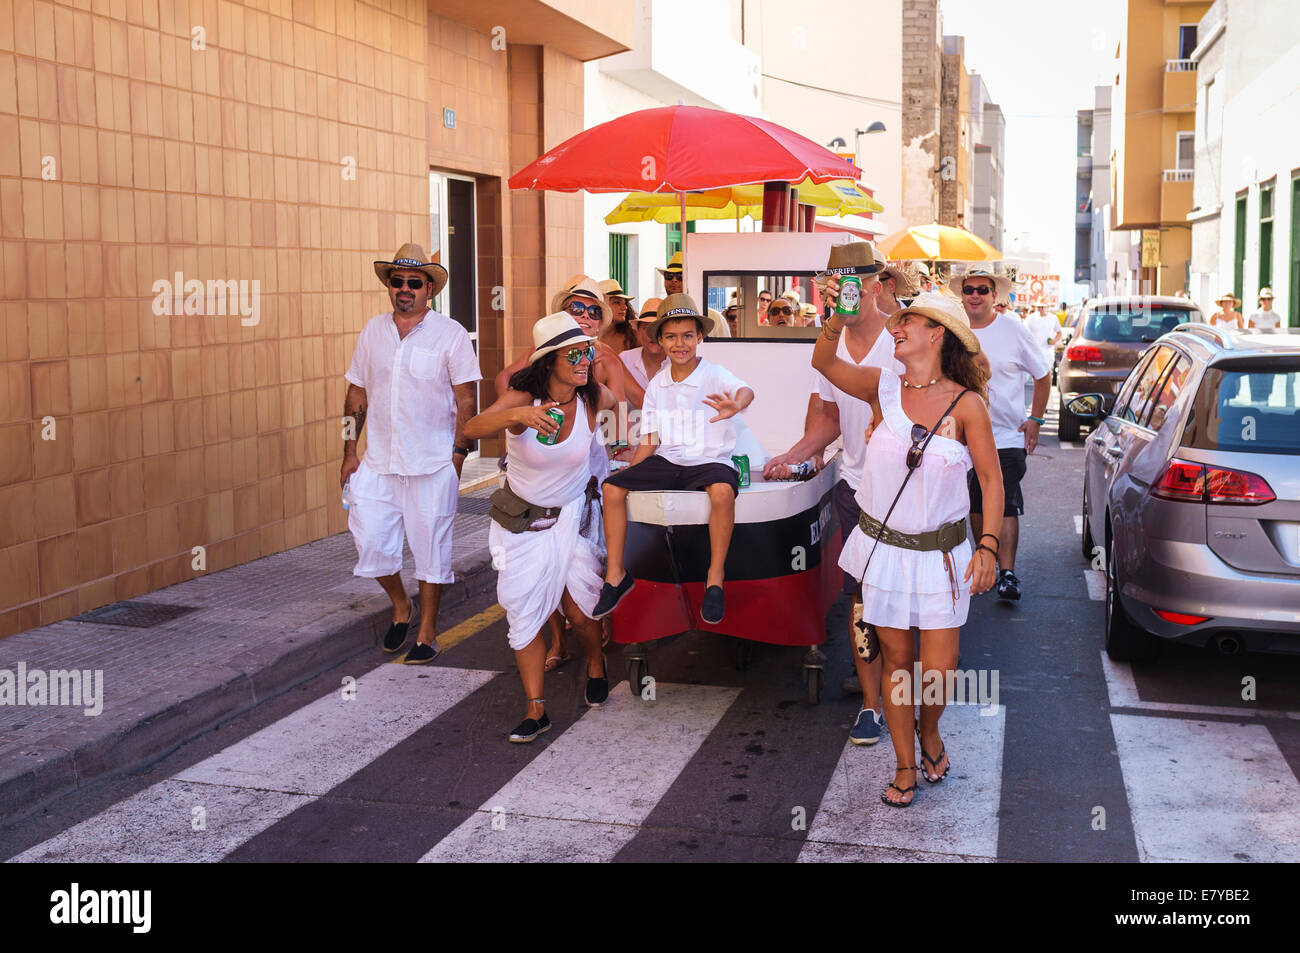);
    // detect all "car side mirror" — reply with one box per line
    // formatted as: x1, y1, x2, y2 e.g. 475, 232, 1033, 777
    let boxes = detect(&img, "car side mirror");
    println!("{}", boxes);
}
1067, 394, 1107, 420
